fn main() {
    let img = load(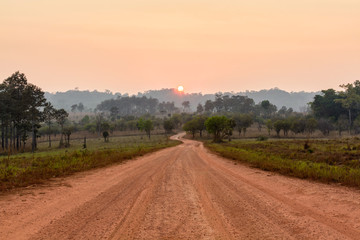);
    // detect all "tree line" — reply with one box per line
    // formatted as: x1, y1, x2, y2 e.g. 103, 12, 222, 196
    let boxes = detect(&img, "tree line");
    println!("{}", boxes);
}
3, 71, 358, 151
0, 72, 68, 152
